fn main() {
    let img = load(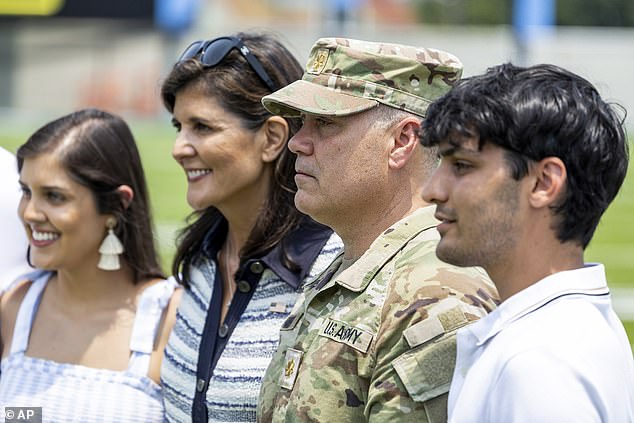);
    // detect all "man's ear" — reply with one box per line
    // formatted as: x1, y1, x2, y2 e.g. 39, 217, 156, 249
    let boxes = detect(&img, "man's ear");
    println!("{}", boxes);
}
528, 157, 567, 209
388, 117, 421, 169
116, 185, 134, 210
260, 116, 289, 163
